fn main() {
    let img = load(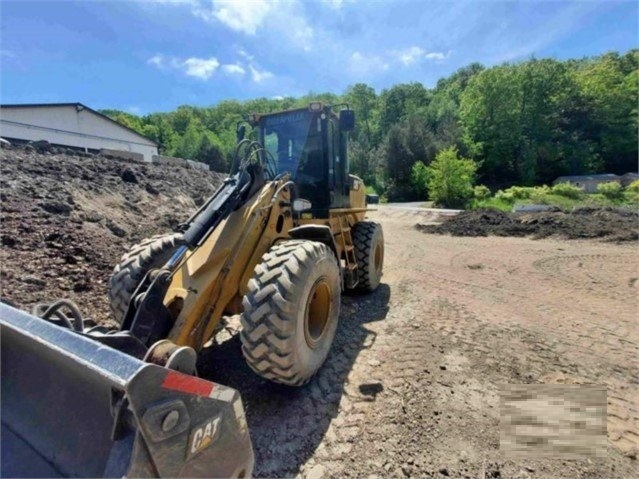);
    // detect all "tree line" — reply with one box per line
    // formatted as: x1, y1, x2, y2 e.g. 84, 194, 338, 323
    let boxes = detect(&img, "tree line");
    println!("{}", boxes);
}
102, 49, 637, 201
